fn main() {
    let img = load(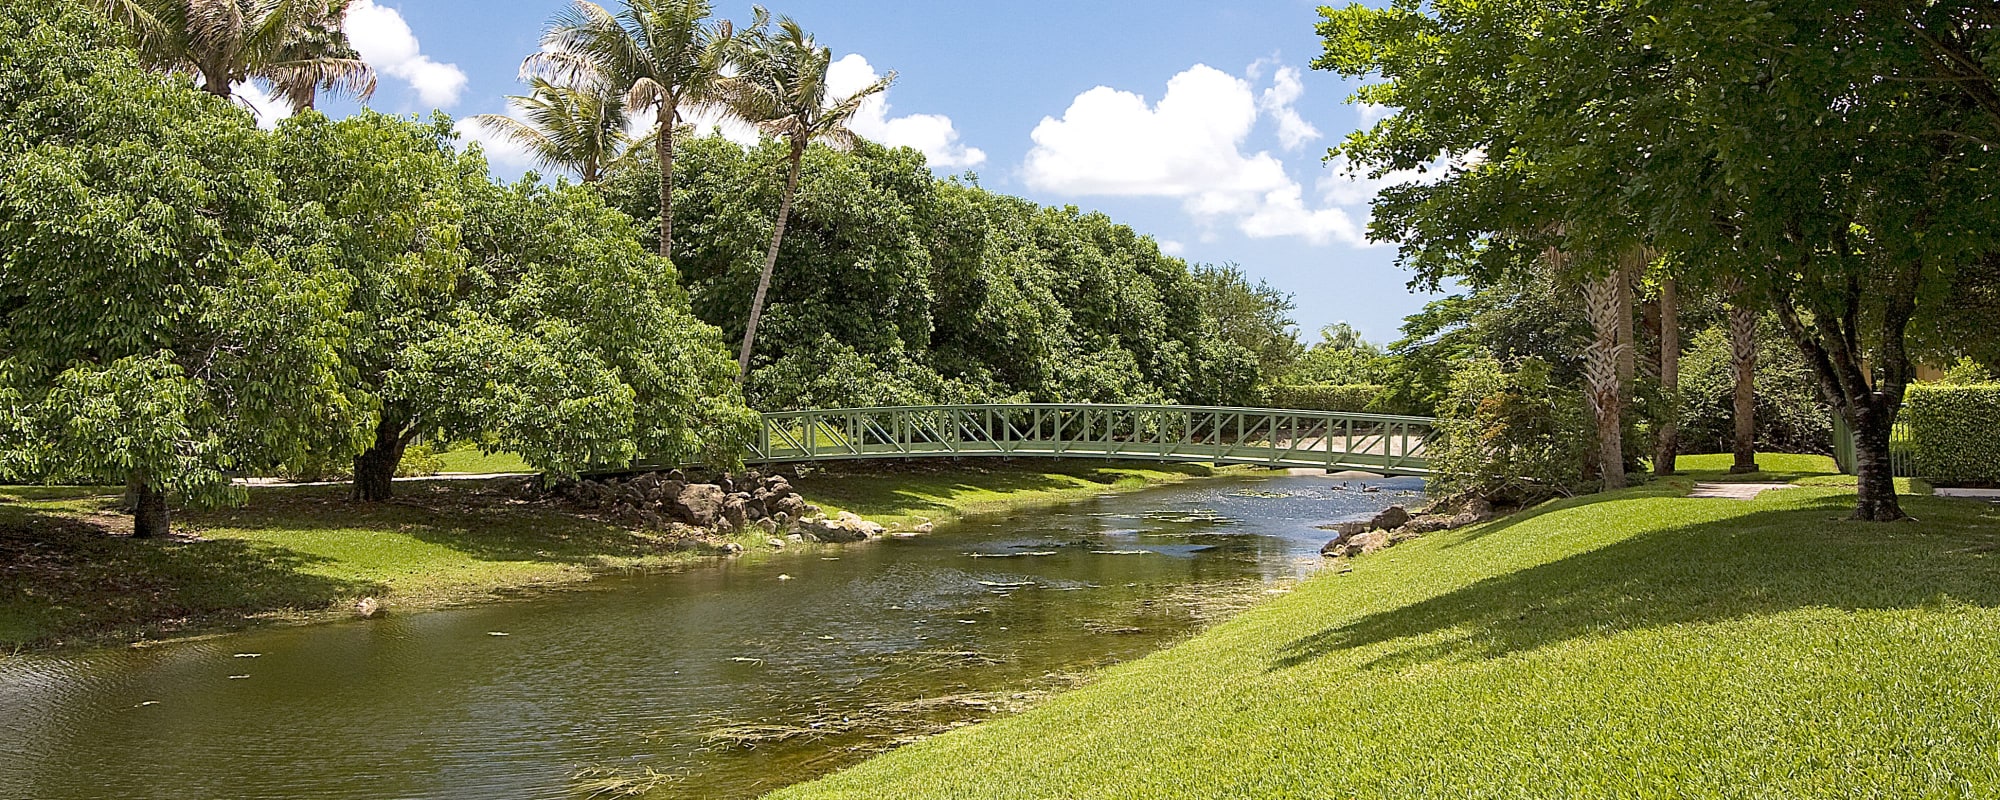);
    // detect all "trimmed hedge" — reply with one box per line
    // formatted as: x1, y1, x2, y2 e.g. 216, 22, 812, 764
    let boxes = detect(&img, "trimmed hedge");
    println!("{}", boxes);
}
1262, 383, 1385, 413
1906, 384, 2000, 484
